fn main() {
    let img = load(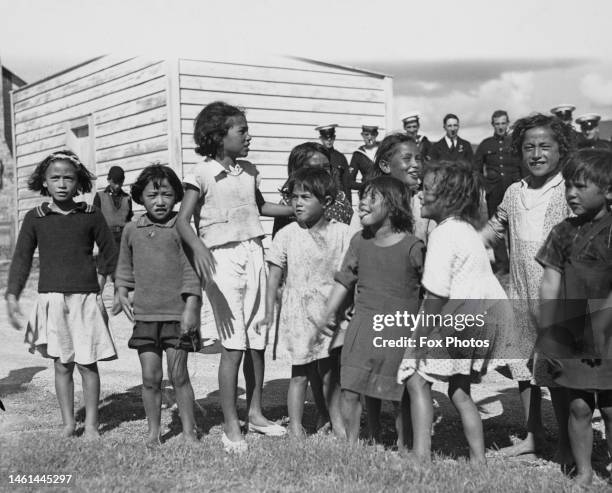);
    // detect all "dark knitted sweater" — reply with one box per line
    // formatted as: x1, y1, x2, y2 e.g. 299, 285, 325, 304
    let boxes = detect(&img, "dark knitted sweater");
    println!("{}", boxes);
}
6, 202, 118, 299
